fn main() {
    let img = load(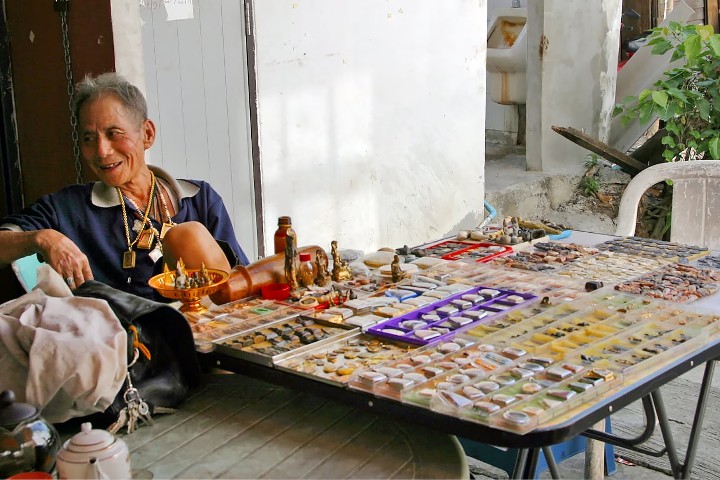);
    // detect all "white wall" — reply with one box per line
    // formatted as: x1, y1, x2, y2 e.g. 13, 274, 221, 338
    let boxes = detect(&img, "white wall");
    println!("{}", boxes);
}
487, 0, 622, 172
526, 0, 621, 172
253, 1, 488, 253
